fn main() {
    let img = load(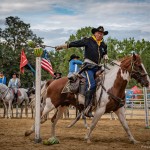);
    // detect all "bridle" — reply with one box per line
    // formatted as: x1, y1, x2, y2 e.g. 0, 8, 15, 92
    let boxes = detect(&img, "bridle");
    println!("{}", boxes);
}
111, 57, 148, 81
96, 56, 148, 109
